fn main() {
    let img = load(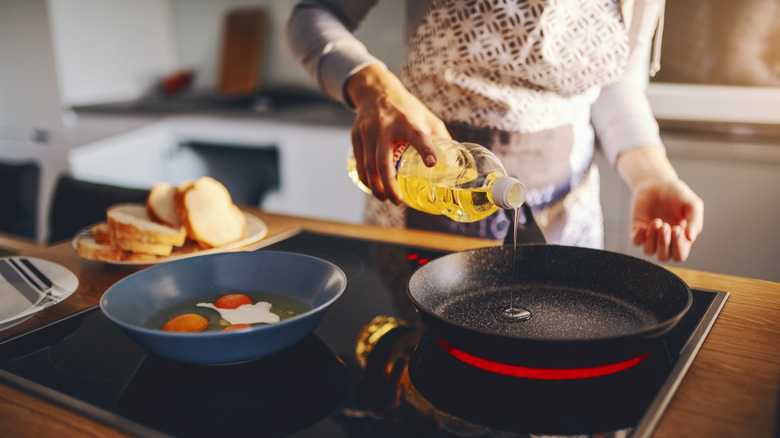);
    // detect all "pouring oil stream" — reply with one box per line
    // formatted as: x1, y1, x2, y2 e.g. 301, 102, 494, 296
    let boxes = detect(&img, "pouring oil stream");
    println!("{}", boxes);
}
494, 207, 531, 322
